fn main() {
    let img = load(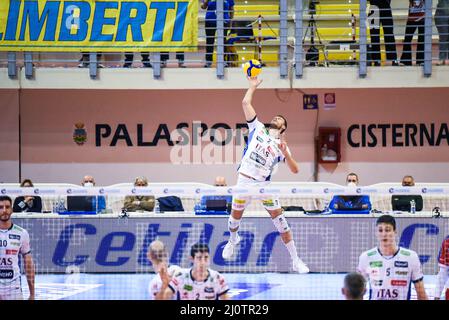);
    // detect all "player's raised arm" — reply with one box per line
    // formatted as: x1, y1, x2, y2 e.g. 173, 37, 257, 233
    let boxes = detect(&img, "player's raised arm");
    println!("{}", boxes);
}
279, 135, 299, 174
154, 264, 170, 300
242, 77, 263, 122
